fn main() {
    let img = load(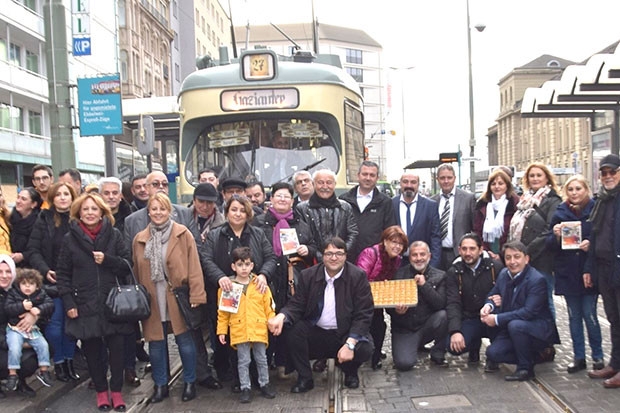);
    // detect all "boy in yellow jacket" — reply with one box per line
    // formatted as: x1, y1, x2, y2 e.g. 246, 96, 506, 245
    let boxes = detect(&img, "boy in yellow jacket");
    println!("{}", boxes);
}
217, 247, 276, 403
